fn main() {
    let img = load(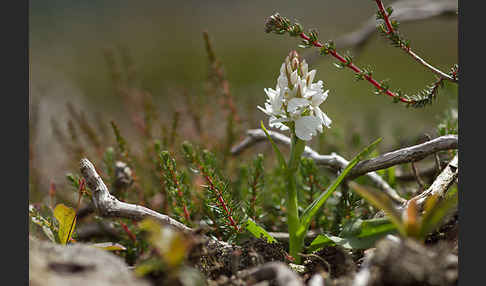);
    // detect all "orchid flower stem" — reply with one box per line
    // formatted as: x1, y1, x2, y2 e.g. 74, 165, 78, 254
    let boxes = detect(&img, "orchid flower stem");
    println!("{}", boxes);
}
286, 129, 306, 264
